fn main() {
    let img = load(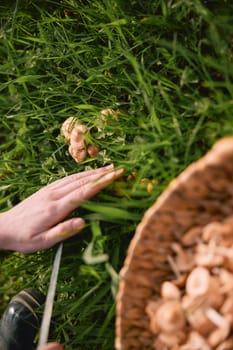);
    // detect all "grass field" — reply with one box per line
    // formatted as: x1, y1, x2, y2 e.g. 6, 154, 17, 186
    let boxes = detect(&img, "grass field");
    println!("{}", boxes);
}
0, 1, 233, 349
